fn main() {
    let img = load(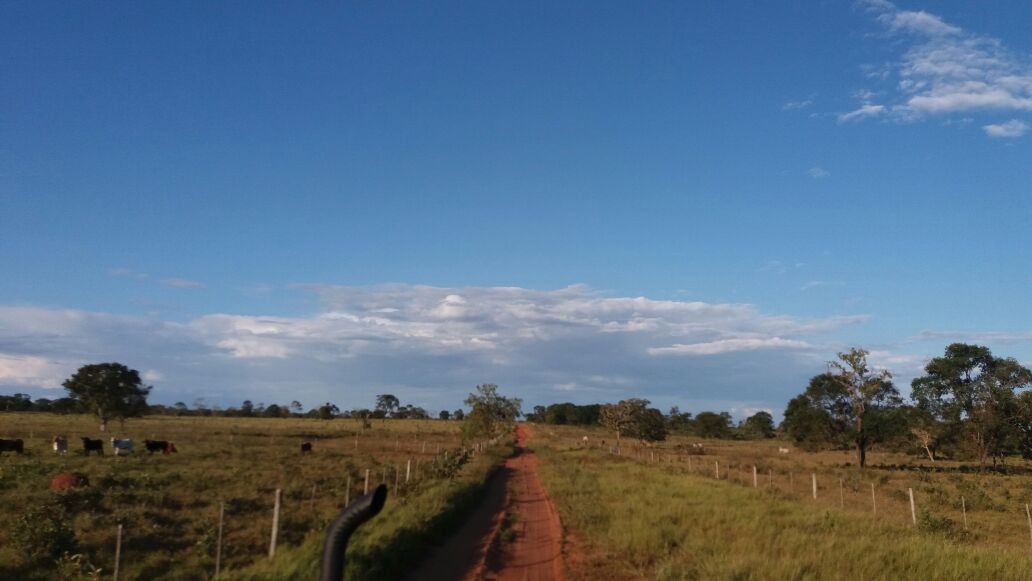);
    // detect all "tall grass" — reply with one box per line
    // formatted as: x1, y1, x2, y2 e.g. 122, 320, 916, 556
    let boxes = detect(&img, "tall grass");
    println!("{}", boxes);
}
0, 413, 490, 579
537, 443, 1032, 580
233, 438, 512, 580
